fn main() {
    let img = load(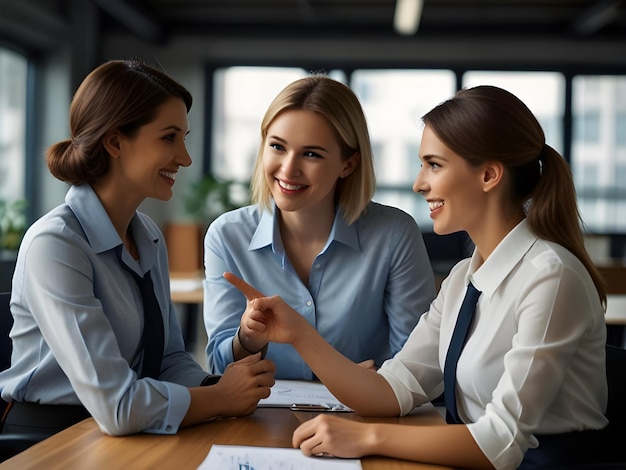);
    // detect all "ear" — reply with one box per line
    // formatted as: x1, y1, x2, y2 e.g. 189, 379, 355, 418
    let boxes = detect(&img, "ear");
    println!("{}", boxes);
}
481, 161, 504, 193
103, 131, 122, 159
340, 152, 360, 178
